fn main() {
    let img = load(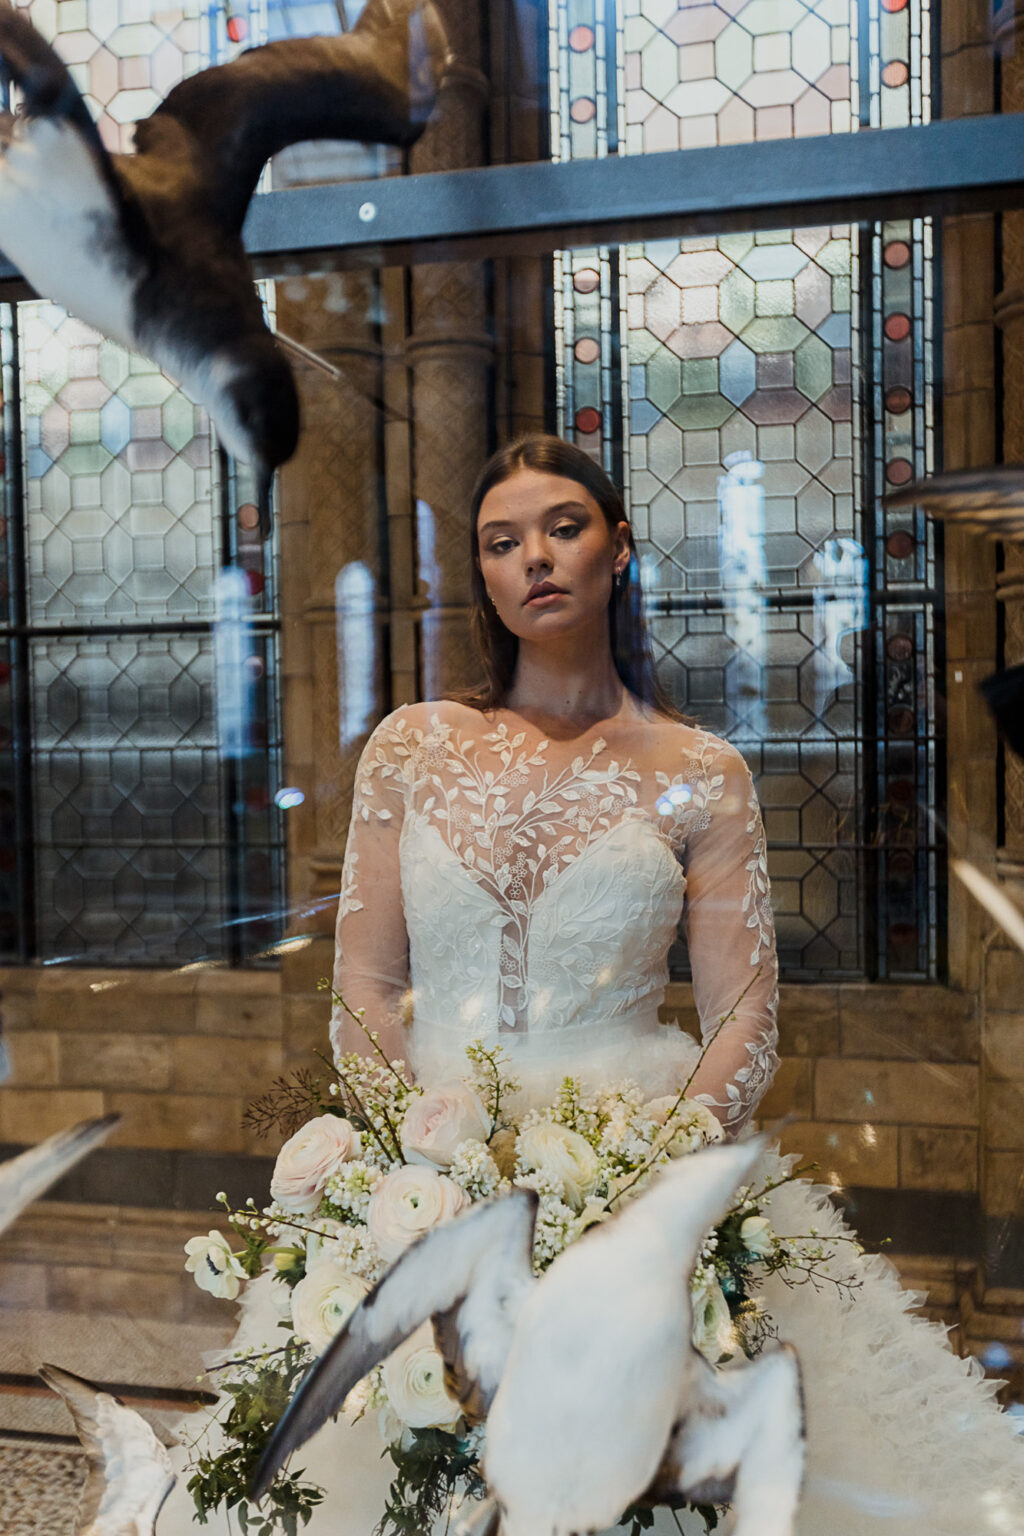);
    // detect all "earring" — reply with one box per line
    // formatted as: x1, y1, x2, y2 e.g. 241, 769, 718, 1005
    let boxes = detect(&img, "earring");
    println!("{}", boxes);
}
488, 593, 497, 607
615, 568, 626, 590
